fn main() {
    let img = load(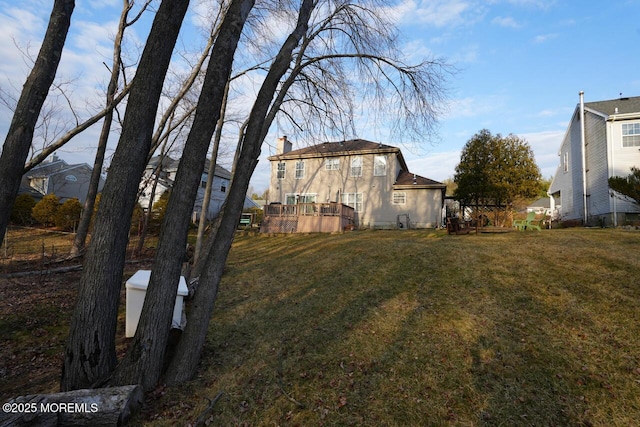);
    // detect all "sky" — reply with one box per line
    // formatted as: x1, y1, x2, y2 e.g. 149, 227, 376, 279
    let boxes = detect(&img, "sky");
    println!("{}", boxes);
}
2, 0, 640, 193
